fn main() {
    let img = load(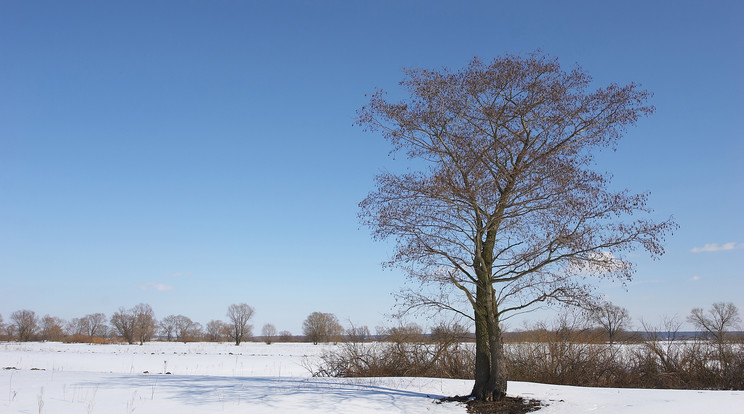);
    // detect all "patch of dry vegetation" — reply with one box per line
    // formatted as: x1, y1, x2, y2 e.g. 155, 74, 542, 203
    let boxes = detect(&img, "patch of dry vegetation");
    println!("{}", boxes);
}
311, 315, 744, 391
